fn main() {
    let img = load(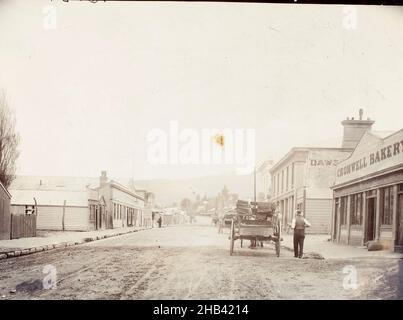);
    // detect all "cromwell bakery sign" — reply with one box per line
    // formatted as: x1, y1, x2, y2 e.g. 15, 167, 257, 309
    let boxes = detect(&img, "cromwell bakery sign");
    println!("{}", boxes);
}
337, 138, 403, 179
